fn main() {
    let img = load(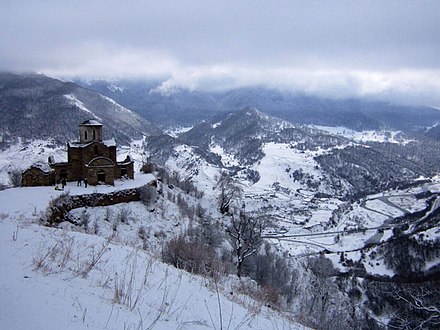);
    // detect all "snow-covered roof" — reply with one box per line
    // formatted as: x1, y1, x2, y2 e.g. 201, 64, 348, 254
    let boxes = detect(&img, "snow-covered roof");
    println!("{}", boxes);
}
68, 139, 116, 148
68, 141, 93, 148
79, 119, 102, 126
103, 138, 116, 147
117, 155, 134, 165
26, 162, 54, 173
